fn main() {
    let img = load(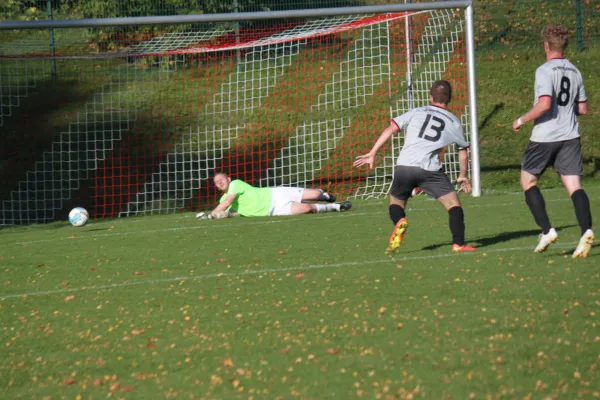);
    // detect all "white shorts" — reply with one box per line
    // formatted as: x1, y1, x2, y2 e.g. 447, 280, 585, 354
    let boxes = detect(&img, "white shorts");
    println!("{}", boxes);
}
268, 187, 304, 216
